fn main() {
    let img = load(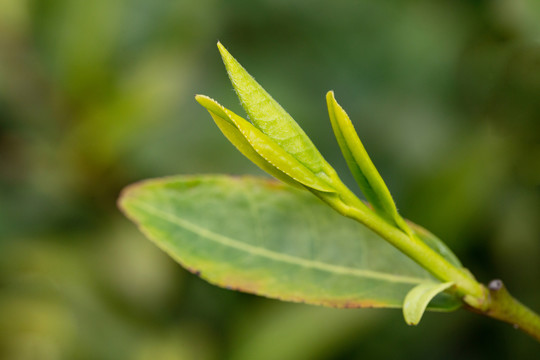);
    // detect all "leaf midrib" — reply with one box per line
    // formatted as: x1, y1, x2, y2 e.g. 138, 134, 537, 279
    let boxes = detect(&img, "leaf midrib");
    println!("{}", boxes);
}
129, 198, 427, 285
